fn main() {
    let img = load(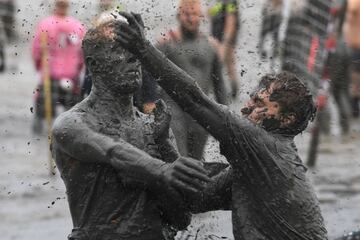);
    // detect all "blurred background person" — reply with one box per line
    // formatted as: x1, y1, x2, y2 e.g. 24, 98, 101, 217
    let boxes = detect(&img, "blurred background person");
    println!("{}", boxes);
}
324, 0, 351, 136
98, 0, 114, 13
208, 0, 240, 97
259, 0, 282, 71
343, 0, 360, 118
0, 0, 16, 72
0, 12, 5, 72
0, 0, 16, 41
31, 0, 86, 134
146, 0, 228, 160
